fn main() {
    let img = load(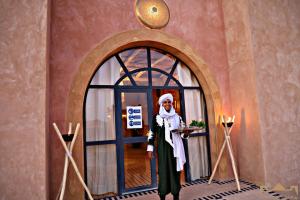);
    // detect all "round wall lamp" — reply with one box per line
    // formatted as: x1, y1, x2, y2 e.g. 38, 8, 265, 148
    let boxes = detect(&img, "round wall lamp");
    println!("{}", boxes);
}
134, 0, 170, 29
